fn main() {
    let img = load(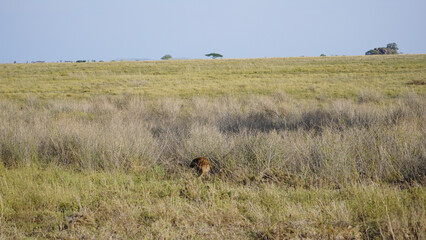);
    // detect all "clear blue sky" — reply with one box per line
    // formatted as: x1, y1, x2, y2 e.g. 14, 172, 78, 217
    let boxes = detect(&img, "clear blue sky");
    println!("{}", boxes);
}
1, 0, 425, 63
